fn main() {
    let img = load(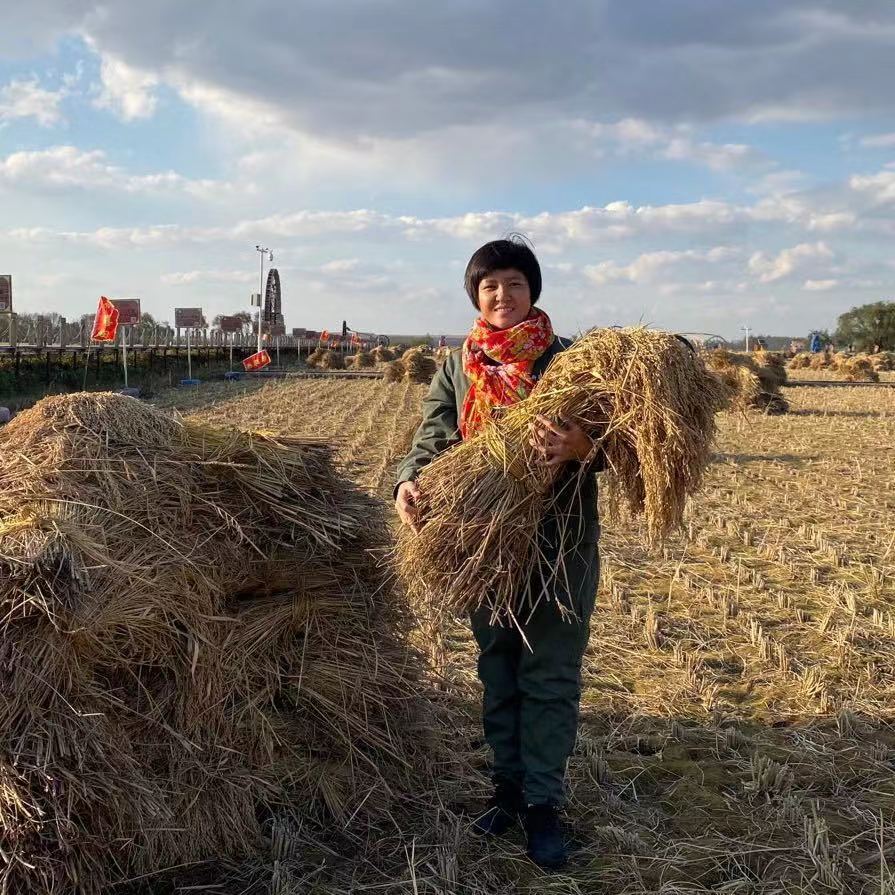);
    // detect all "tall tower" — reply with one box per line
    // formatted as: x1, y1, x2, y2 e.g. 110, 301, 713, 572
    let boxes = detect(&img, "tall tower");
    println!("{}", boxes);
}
263, 269, 283, 328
